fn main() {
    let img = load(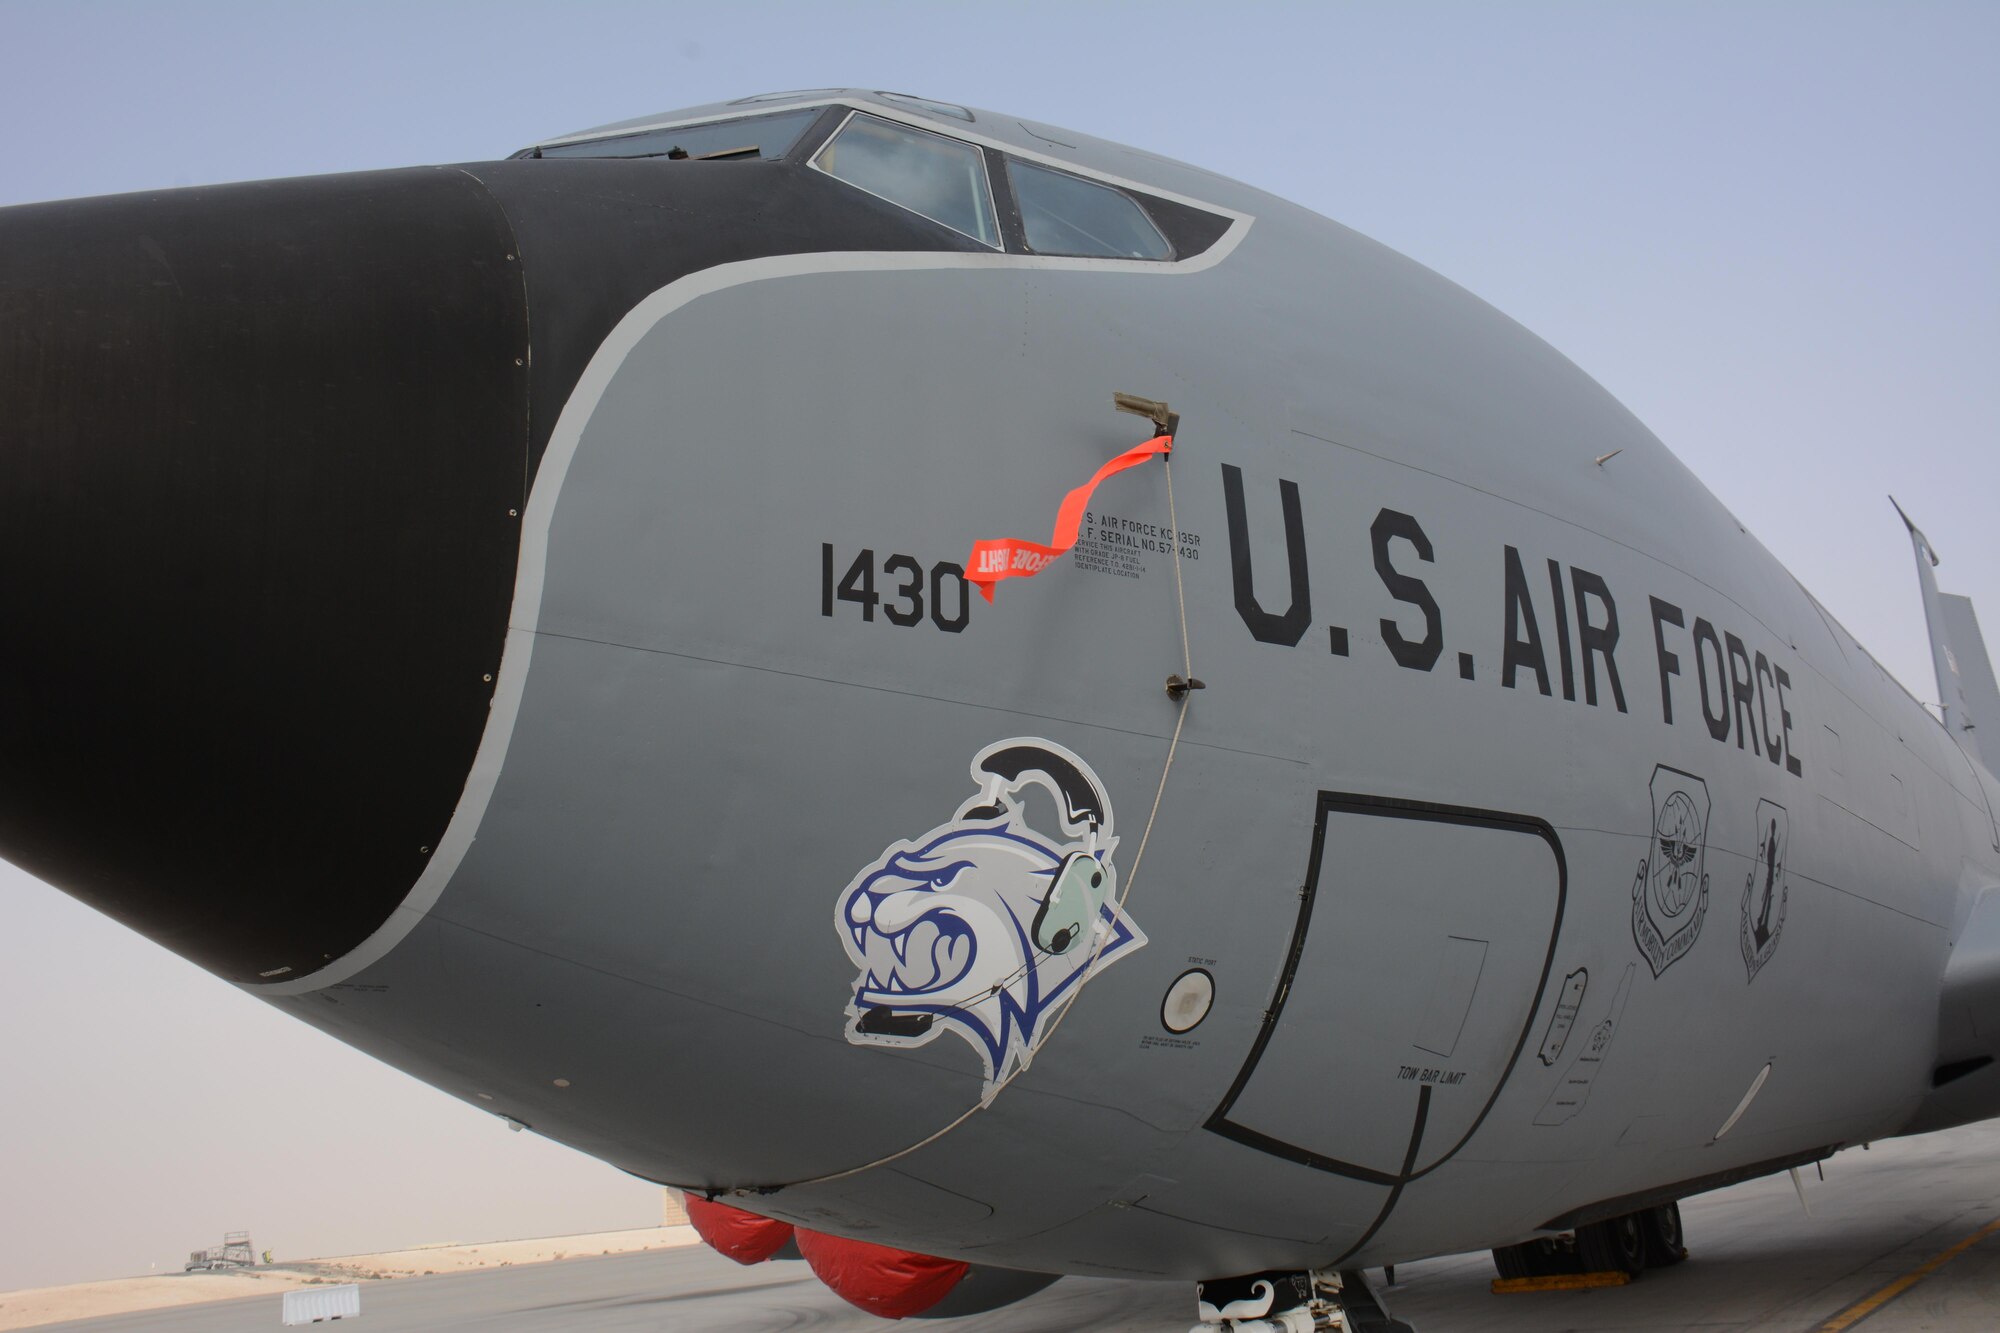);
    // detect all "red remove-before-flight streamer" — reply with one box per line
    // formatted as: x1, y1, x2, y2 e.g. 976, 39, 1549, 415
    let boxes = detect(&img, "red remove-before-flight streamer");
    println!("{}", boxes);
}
964, 435, 1173, 603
